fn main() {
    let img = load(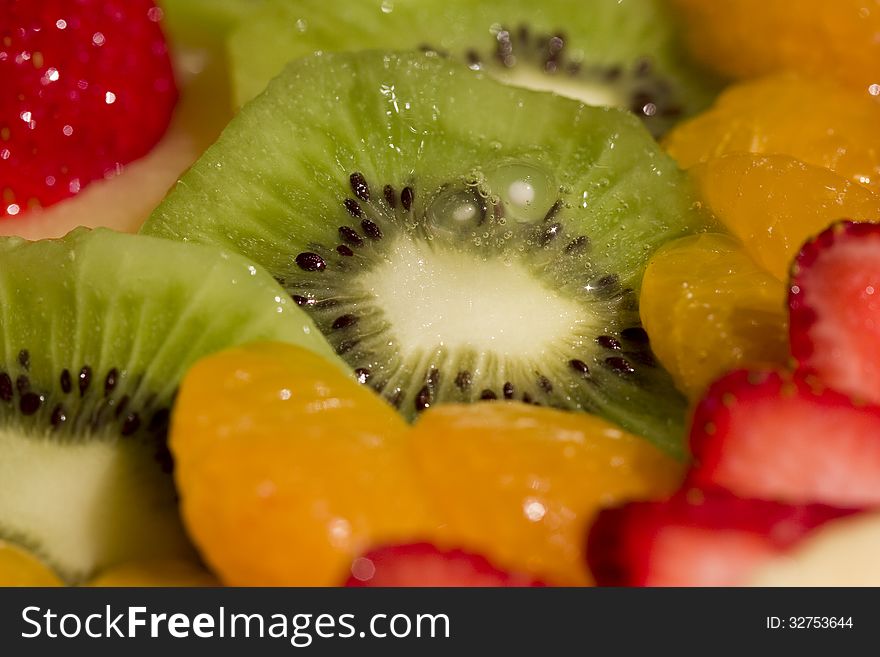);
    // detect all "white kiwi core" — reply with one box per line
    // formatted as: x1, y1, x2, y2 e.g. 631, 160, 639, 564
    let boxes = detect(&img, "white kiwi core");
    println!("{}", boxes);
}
359, 236, 586, 360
